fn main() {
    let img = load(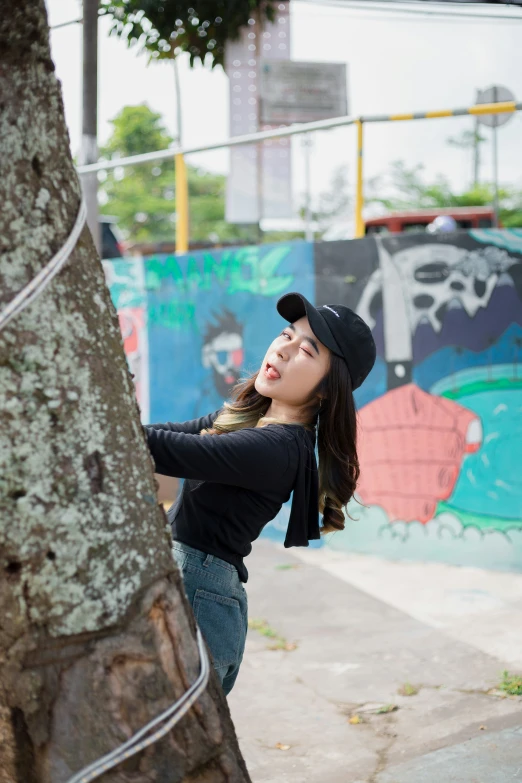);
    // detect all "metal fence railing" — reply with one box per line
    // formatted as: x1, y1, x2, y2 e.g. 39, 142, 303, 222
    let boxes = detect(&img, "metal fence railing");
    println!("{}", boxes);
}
77, 100, 522, 252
